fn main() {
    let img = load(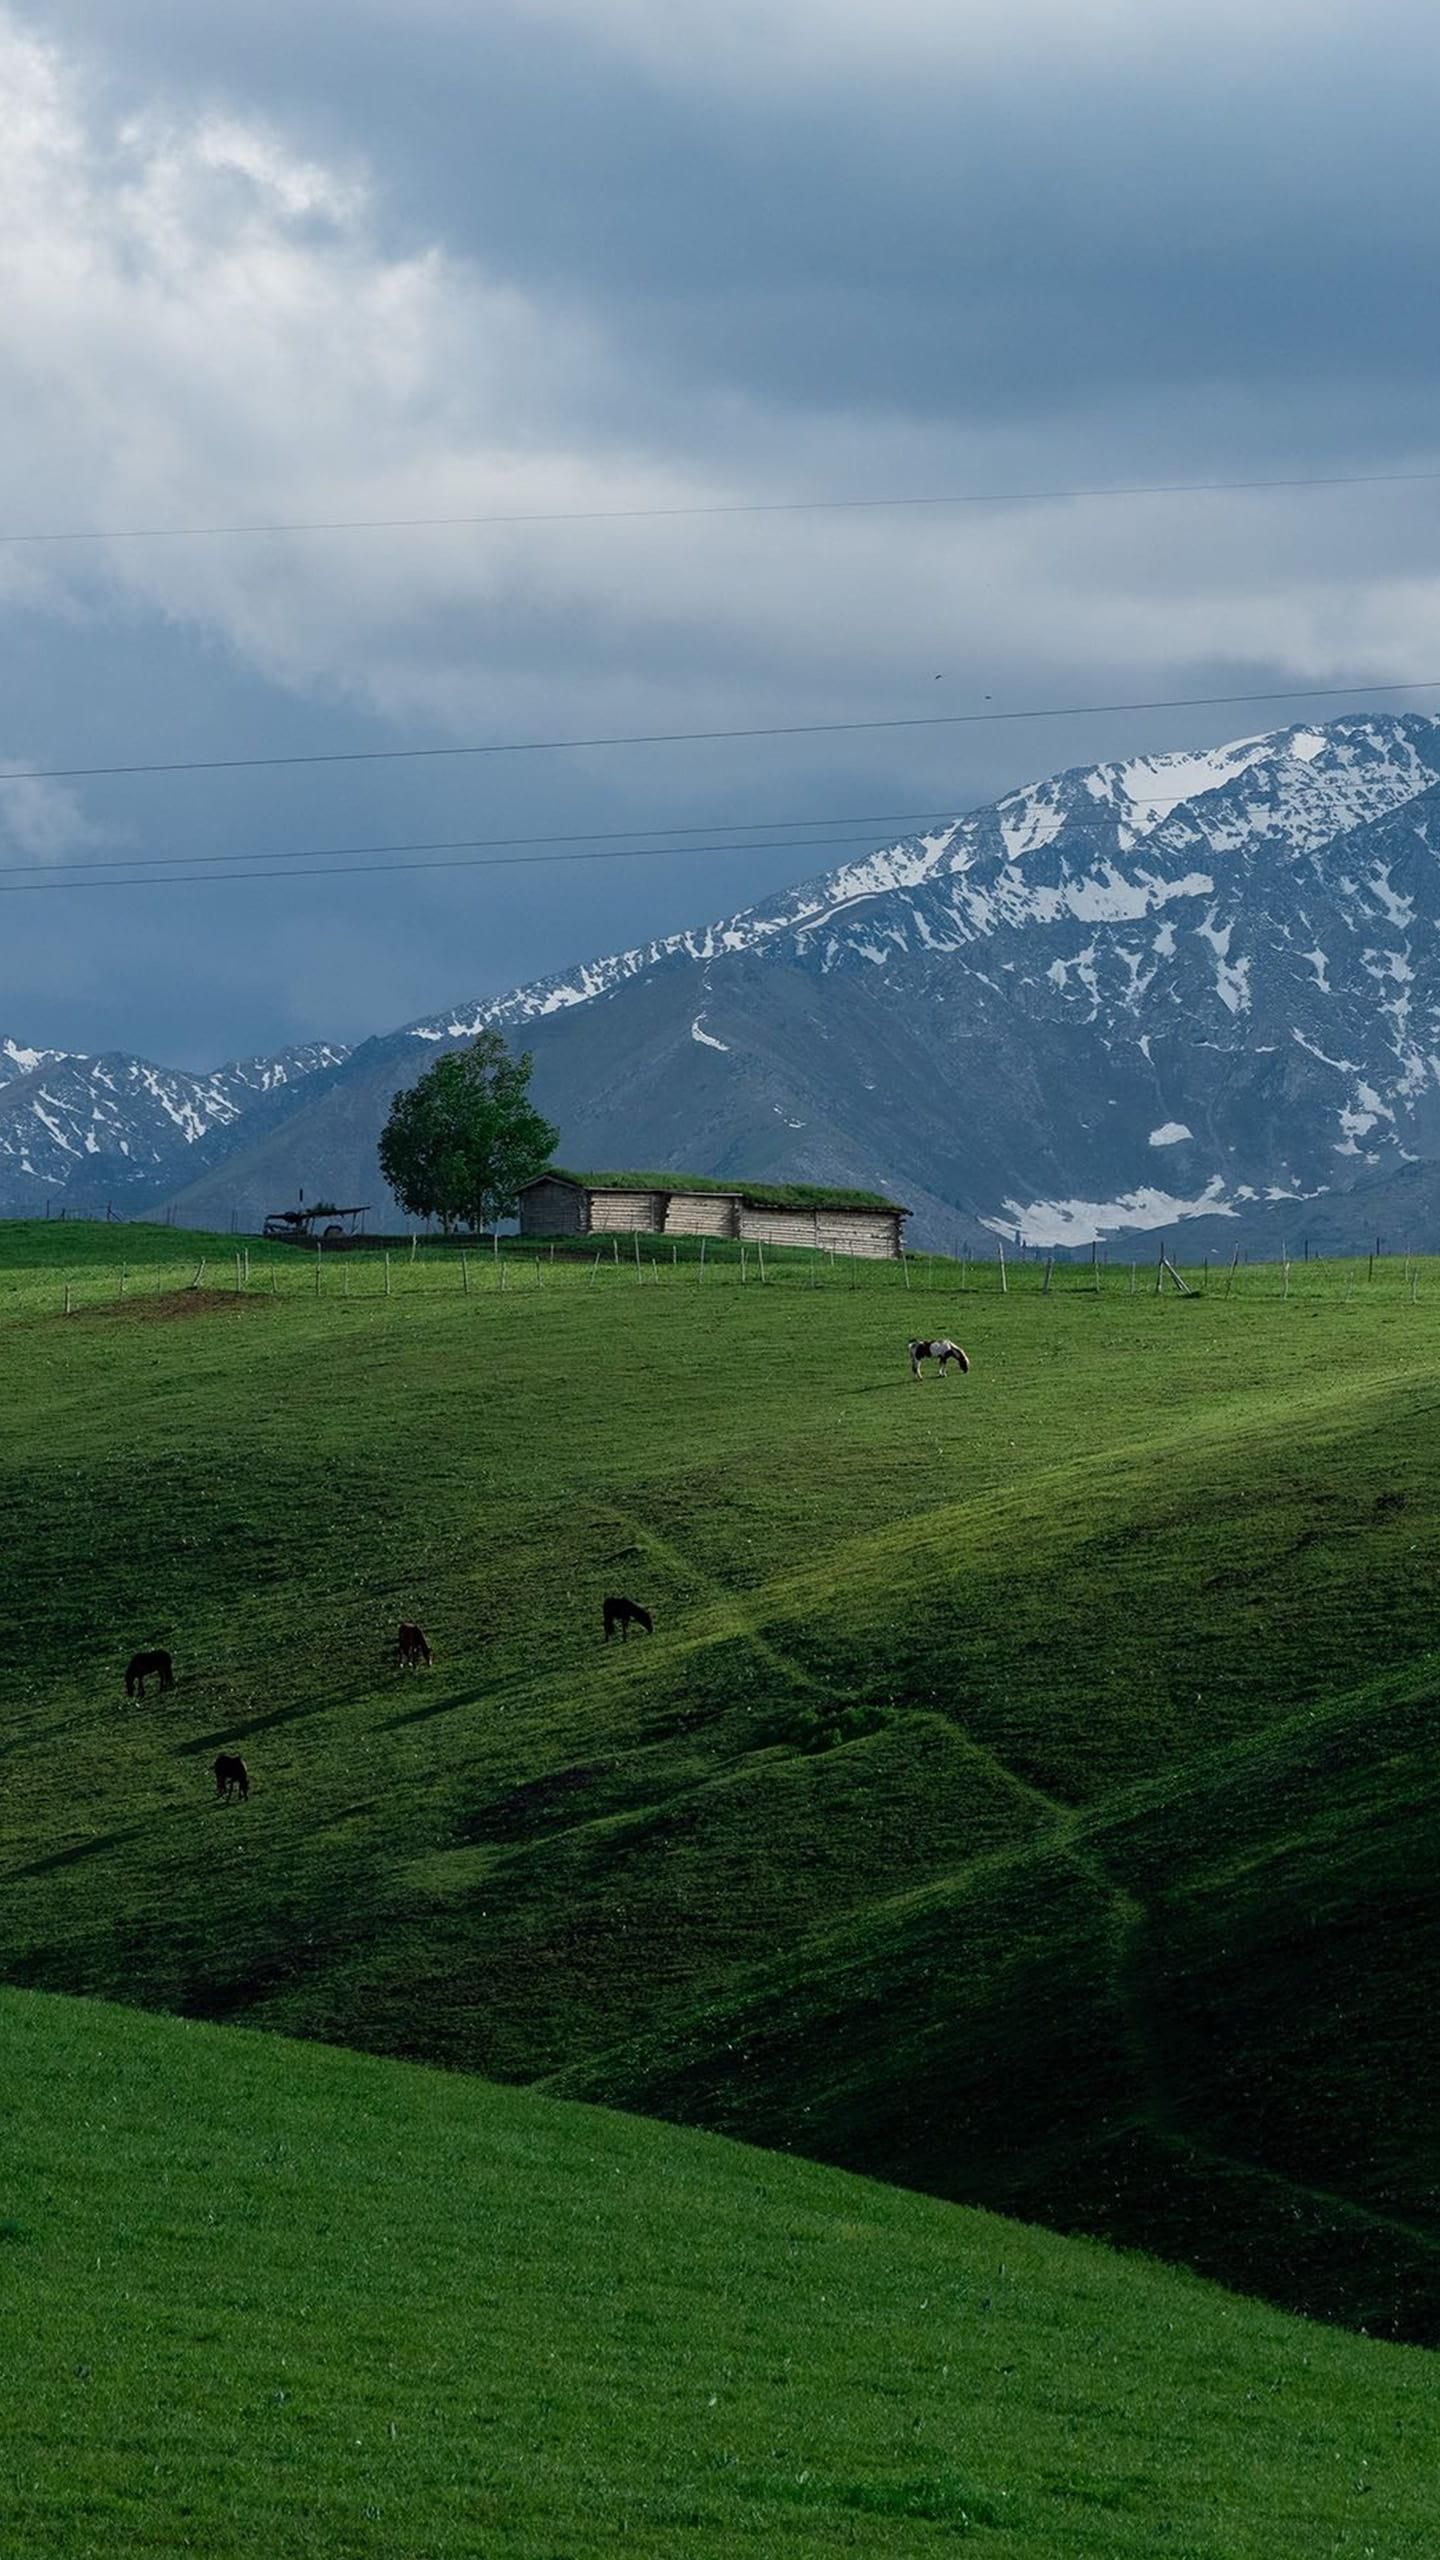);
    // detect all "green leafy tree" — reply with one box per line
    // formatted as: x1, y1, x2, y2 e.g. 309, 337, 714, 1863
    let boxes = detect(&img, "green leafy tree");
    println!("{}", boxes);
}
378, 1032, 559, 1234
